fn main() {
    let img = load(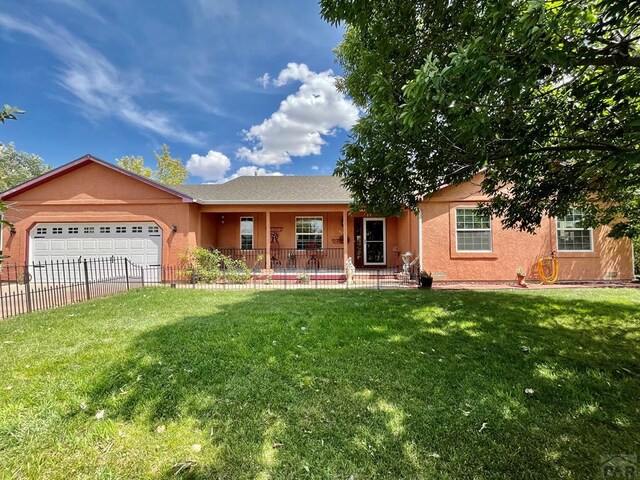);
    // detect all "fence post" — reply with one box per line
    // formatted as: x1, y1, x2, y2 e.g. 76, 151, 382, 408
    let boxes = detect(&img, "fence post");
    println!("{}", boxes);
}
24, 264, 32, 313
141, 266, 145, 288
124, 259, 130, 291
83, 260, 91, 300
